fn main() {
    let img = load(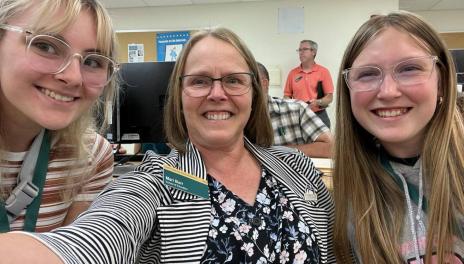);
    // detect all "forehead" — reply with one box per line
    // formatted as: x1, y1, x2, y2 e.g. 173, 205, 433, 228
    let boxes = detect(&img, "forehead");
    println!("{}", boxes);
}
352, 27, 430, 67
184, 36, 249, 73
300, 42, 311, 47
